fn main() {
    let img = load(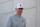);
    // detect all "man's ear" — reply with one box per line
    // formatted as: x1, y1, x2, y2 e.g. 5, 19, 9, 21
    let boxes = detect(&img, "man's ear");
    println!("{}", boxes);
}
15, 8, 17, 11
